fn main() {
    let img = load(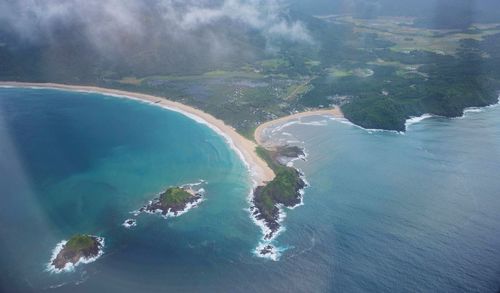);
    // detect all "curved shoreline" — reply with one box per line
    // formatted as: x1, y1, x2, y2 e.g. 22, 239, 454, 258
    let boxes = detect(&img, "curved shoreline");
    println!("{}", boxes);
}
0, 82, 275, 187
255, 107, 344, 146
1, 81, 345, 261
46, 236, 105, 274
